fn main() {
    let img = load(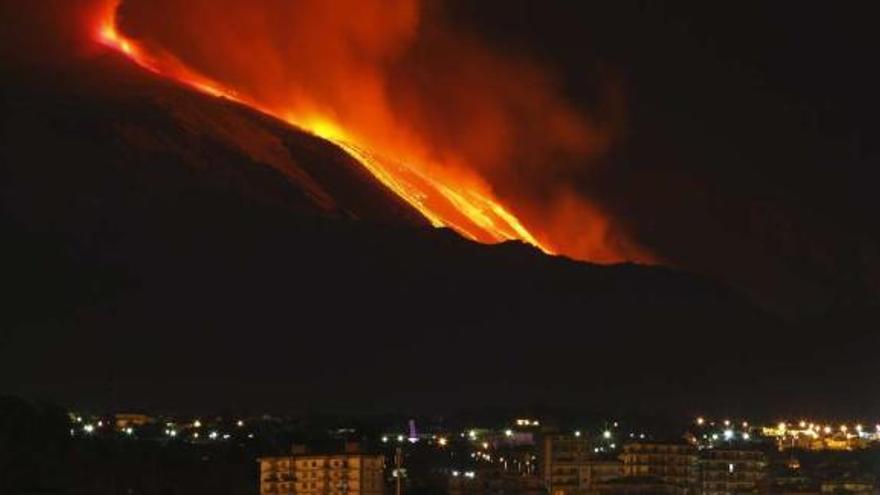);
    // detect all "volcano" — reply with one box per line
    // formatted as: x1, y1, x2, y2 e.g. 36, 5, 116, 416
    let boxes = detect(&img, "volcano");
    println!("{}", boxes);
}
2, 49, 795, 413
